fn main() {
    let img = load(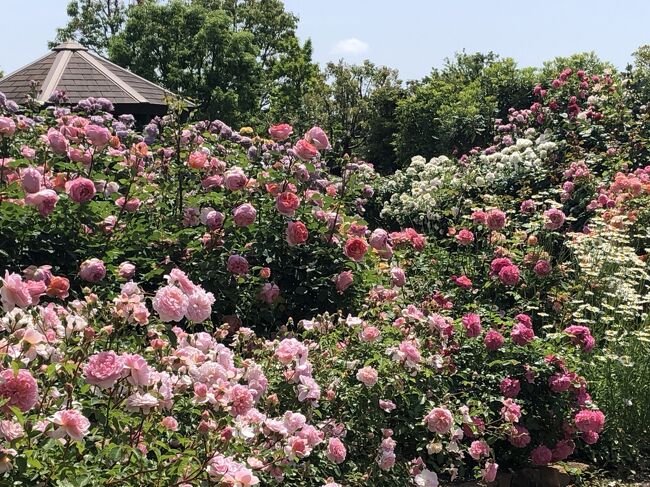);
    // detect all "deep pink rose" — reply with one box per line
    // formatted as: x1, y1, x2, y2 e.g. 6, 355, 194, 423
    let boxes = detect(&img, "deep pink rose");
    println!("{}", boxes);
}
227, 255, 249, 275
498, 264, 520, 286
486, 209, 506, 230
286, 220, 308, 246
233, 203, 257, 227
0, 369, 39, 412
343, 237, 368, 261
484, 329, 504, 351
276, 191, 301, 216
533, 259, 552, 276
531, 445, 552, 466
